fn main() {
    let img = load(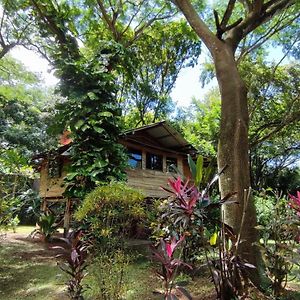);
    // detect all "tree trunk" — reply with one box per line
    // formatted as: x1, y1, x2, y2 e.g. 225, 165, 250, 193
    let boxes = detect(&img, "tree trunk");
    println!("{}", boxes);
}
214, 45, 263, 284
